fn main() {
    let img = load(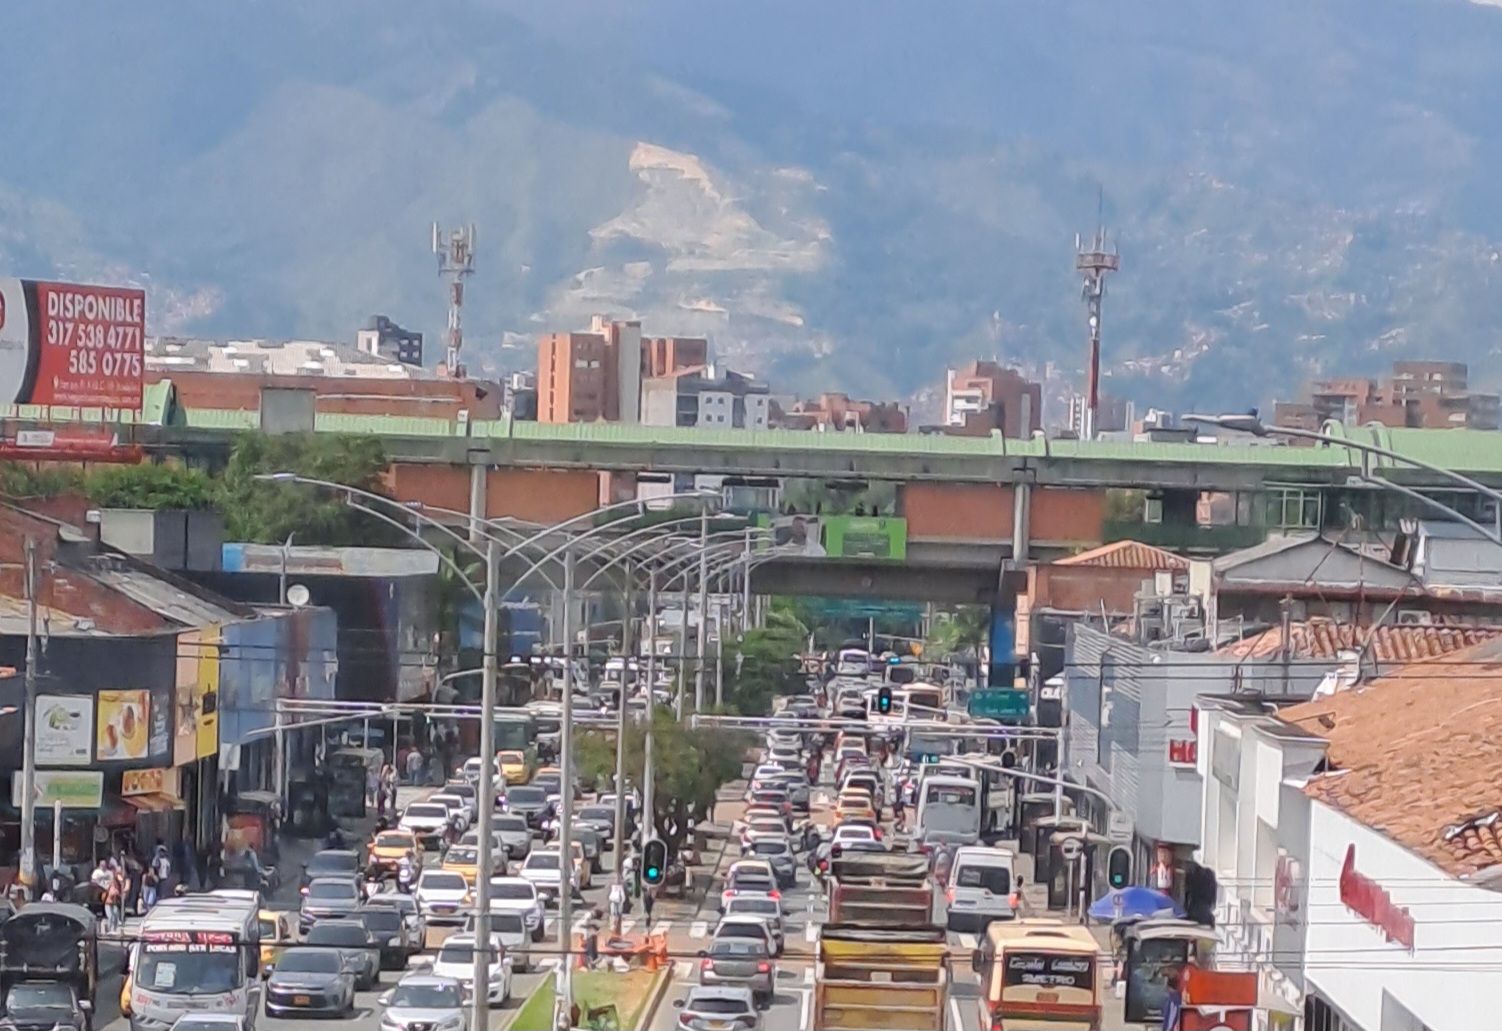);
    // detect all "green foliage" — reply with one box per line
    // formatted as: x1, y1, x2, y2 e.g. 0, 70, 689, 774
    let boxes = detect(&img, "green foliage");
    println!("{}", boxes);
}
86, 463, 217, 510
575, 707, 748, 858
0, 463, 84, 499
779, 479, 897, 517
218, 433, 397, 545
924, 605, 990, 659
728, 602, 810, 715
1105, 489, 1146, 523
